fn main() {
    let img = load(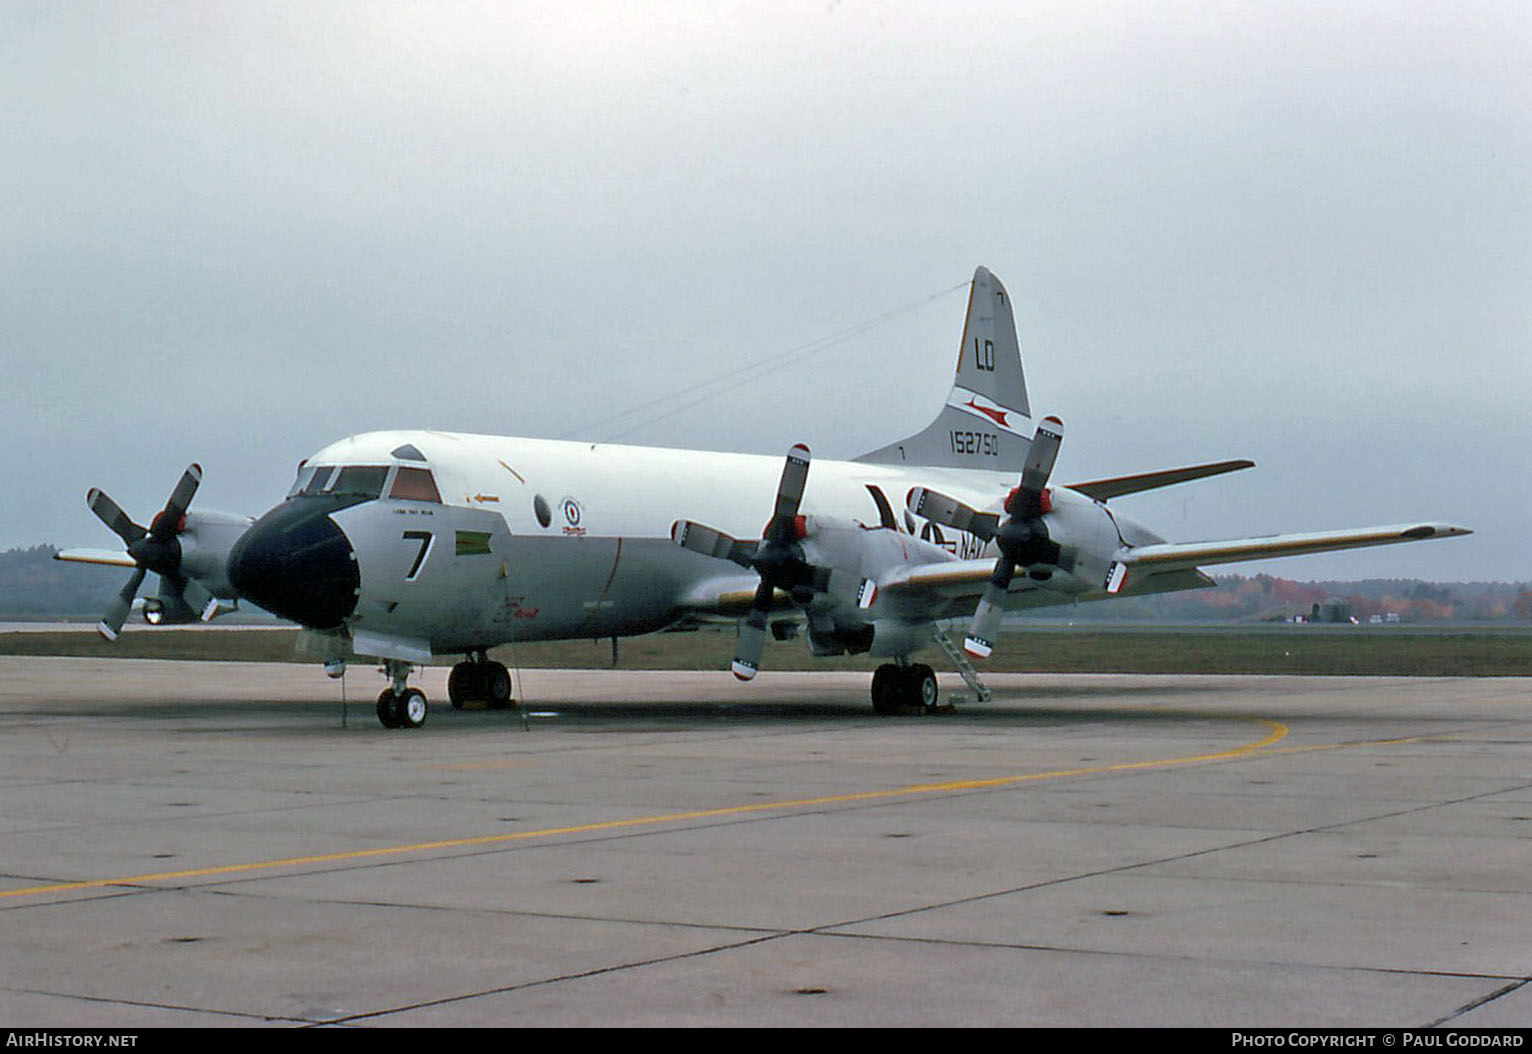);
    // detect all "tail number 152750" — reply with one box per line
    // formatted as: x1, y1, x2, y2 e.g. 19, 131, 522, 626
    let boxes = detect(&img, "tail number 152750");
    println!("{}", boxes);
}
949, 430, 999, 457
